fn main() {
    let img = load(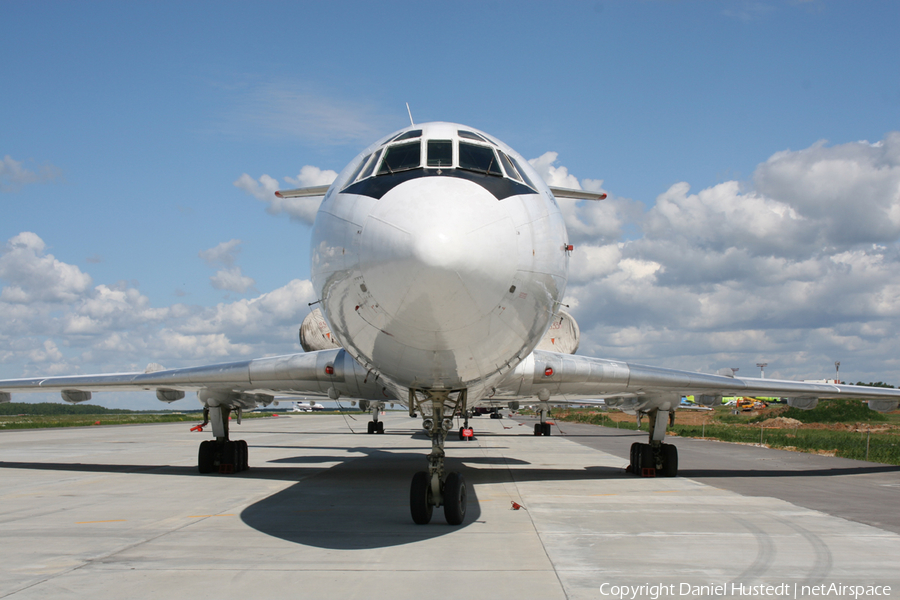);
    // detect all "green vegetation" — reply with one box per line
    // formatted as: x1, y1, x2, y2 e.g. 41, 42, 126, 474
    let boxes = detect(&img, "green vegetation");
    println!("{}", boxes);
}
671, 424, 899, 464
0, 403, 276, 430
551, 401, 900, 466
0, 402, 369, 430
0, 413, 203, 429
0, 402, 154, 416
715, 399, 889, 424
776, 399, 888, 423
